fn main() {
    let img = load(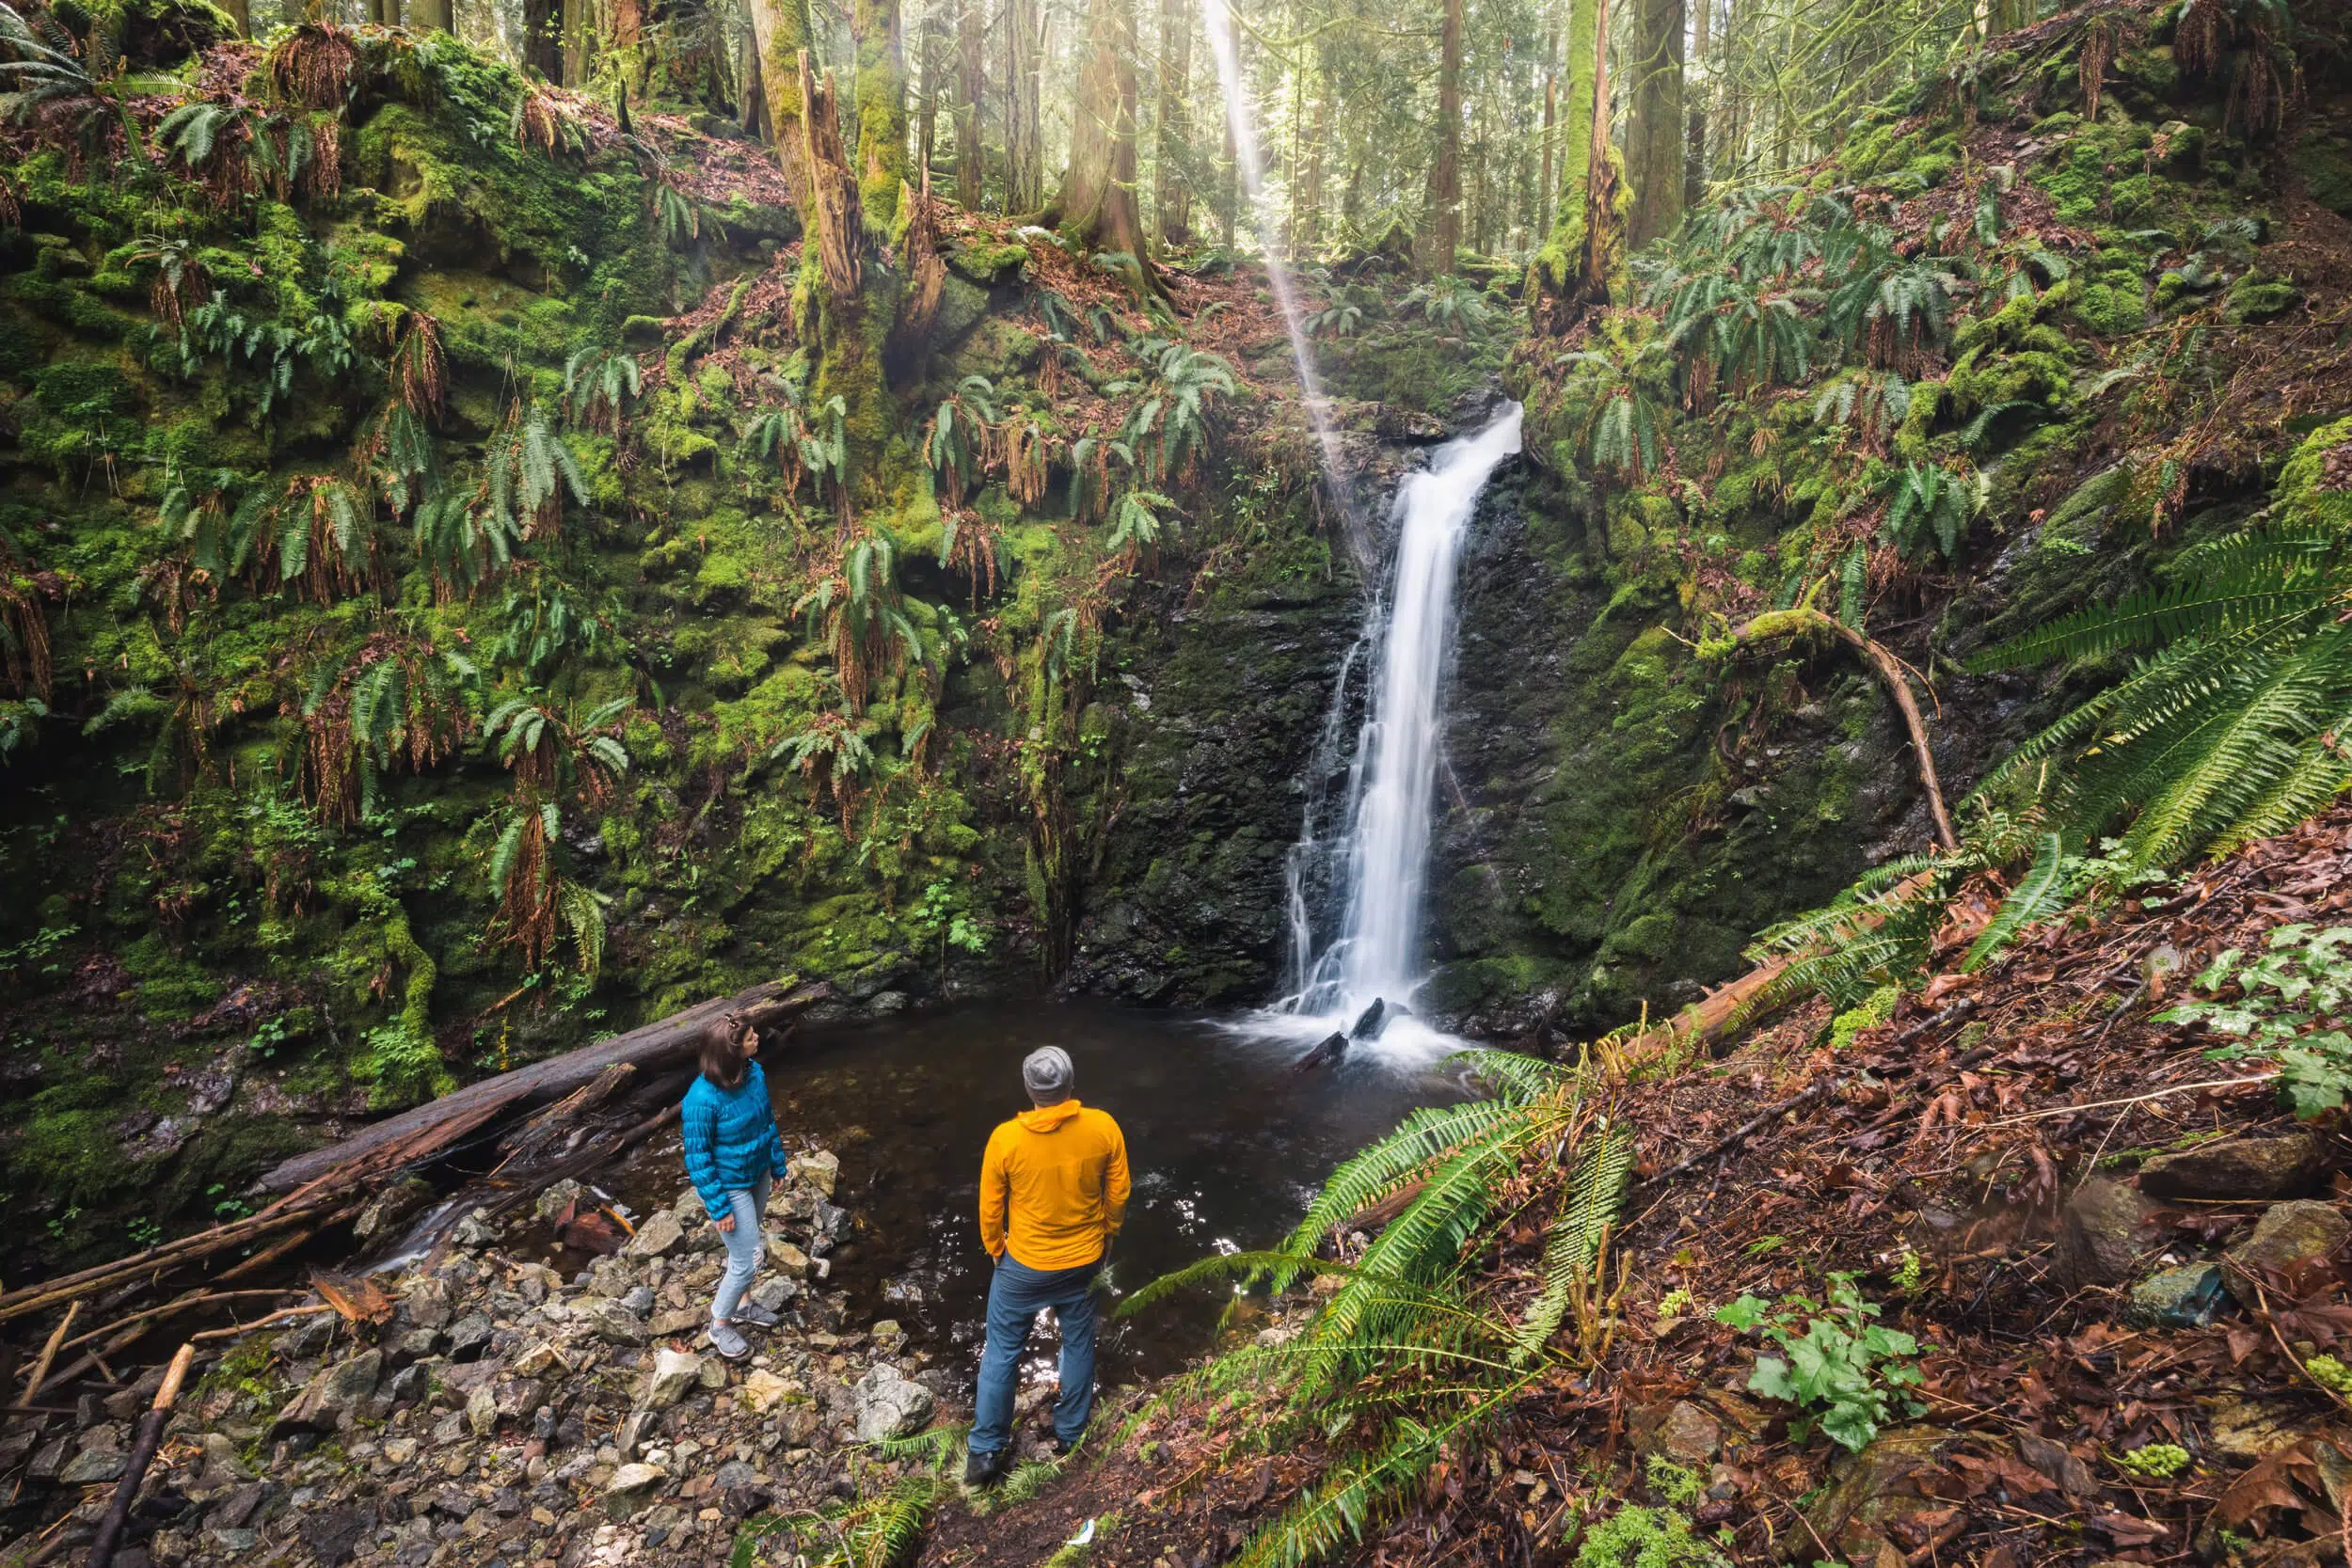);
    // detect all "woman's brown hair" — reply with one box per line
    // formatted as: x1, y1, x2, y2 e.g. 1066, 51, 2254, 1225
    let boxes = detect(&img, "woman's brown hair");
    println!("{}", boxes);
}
698, 1012, 753, 1089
